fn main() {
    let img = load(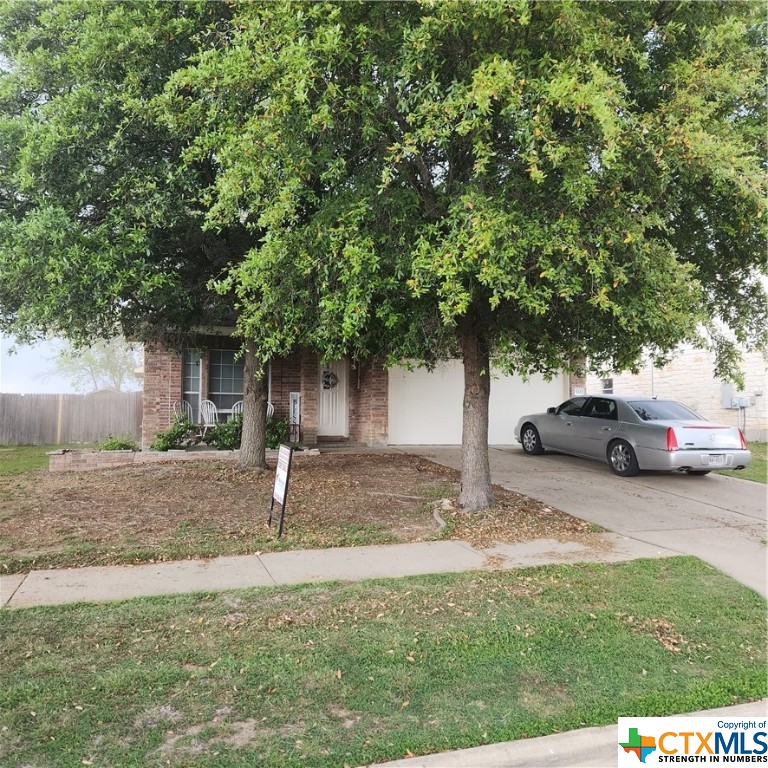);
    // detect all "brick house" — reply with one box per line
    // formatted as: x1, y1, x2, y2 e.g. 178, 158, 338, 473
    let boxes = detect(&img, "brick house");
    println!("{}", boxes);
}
141, 333, 572, 449
142, 334, 389, 449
